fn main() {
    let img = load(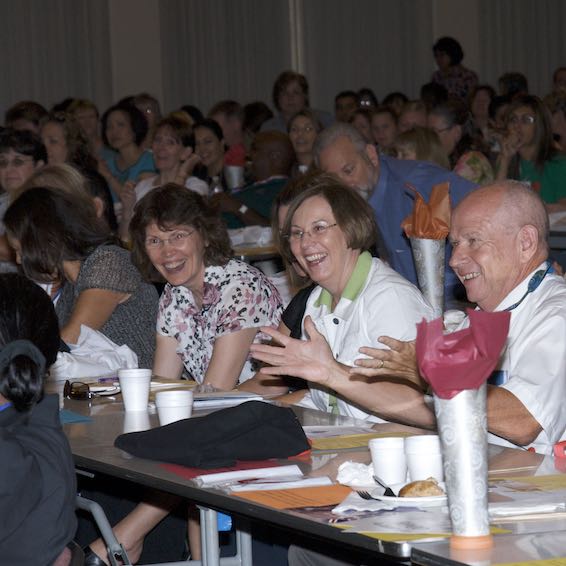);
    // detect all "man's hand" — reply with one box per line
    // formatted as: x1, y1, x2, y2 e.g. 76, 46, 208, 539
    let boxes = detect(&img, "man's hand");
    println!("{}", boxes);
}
352, 337, 424, 388
250, 316, 337, 385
